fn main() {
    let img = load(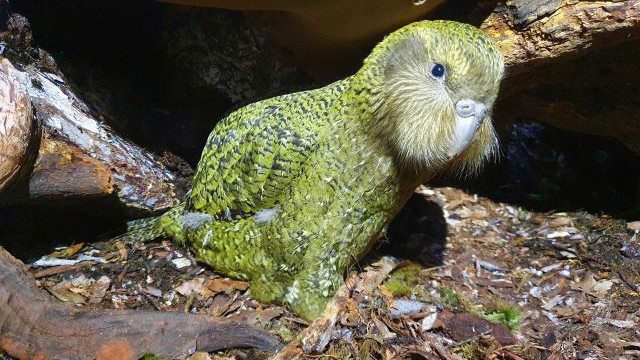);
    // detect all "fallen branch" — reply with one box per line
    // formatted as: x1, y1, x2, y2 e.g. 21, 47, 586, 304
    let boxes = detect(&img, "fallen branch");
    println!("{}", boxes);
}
272, 257, 400, 359
0, 246, 280, 360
